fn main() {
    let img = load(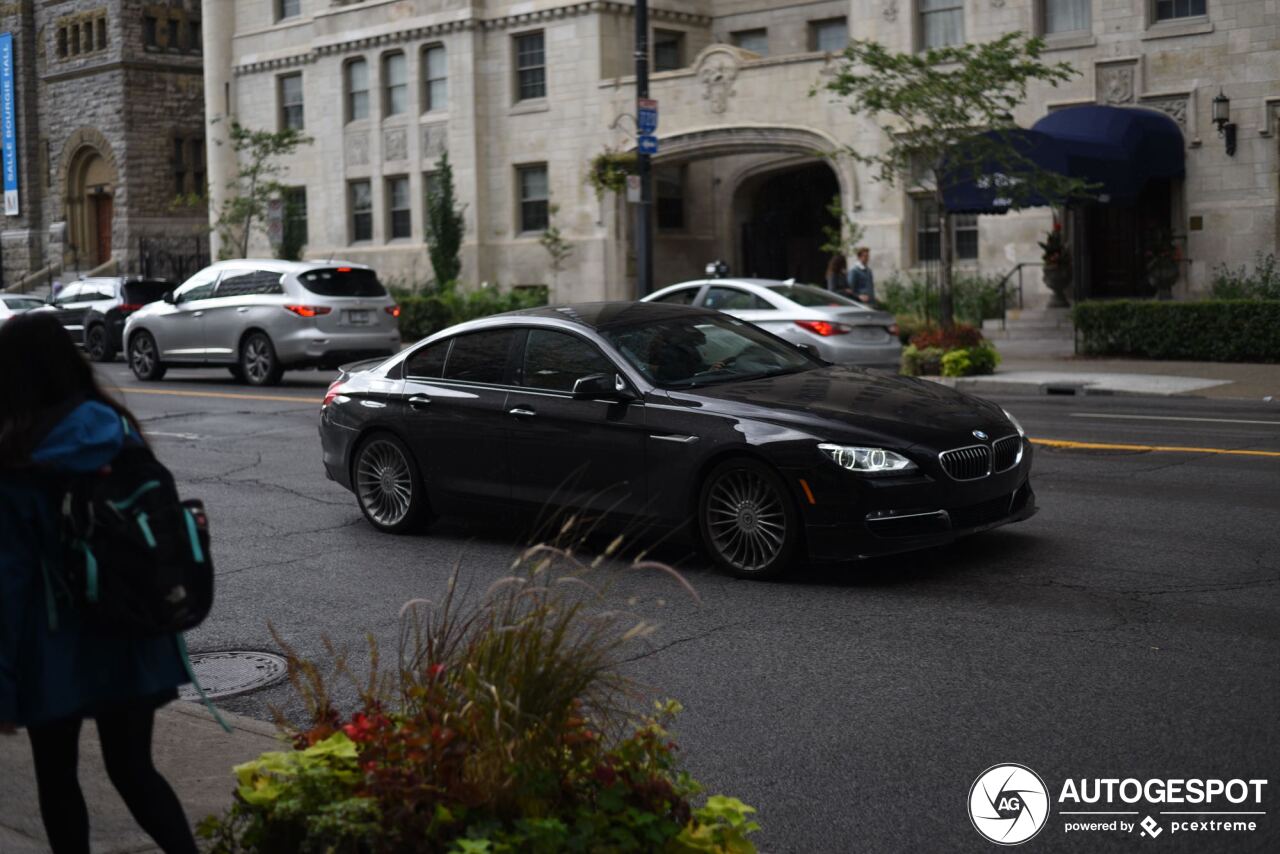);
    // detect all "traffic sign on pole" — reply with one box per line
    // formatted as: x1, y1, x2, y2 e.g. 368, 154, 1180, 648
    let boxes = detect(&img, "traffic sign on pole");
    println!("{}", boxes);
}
625, 175, 641, 203
637, 98, 658, 134
637, 134, 659, 155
